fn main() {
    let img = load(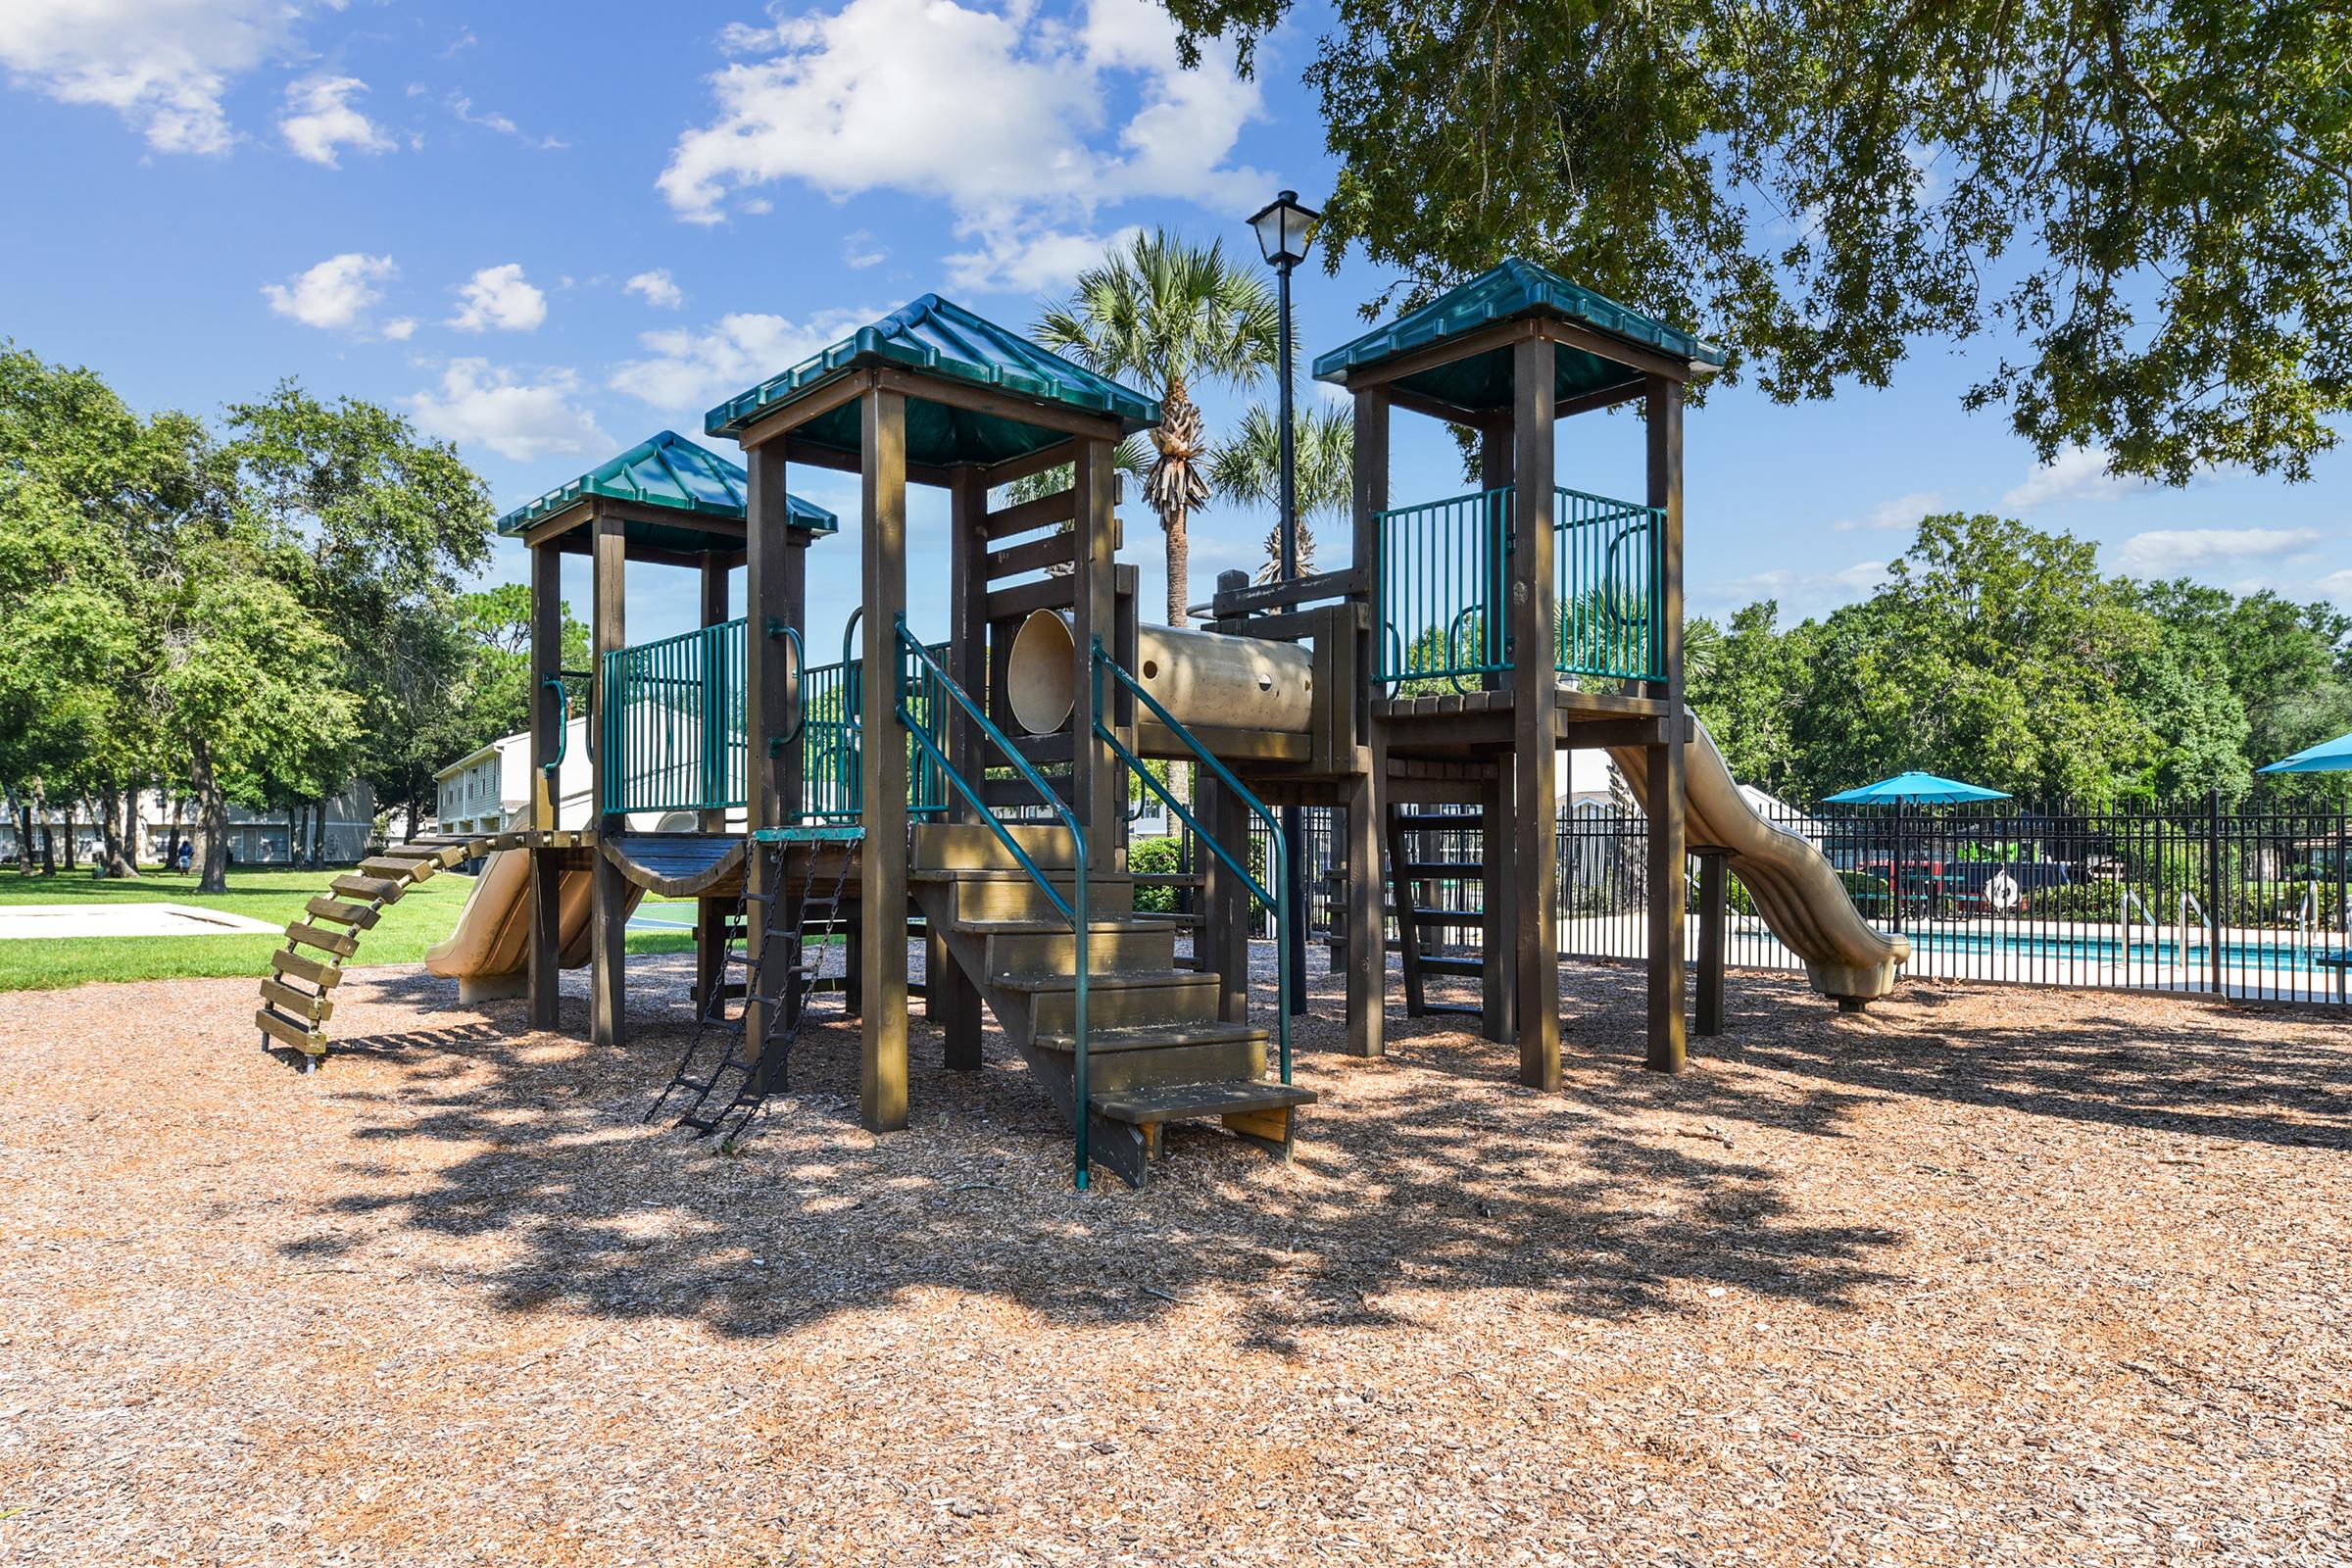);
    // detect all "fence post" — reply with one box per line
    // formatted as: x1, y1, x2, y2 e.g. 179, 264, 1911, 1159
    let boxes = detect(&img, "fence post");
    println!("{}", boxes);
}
2205, 787, 2225, 999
